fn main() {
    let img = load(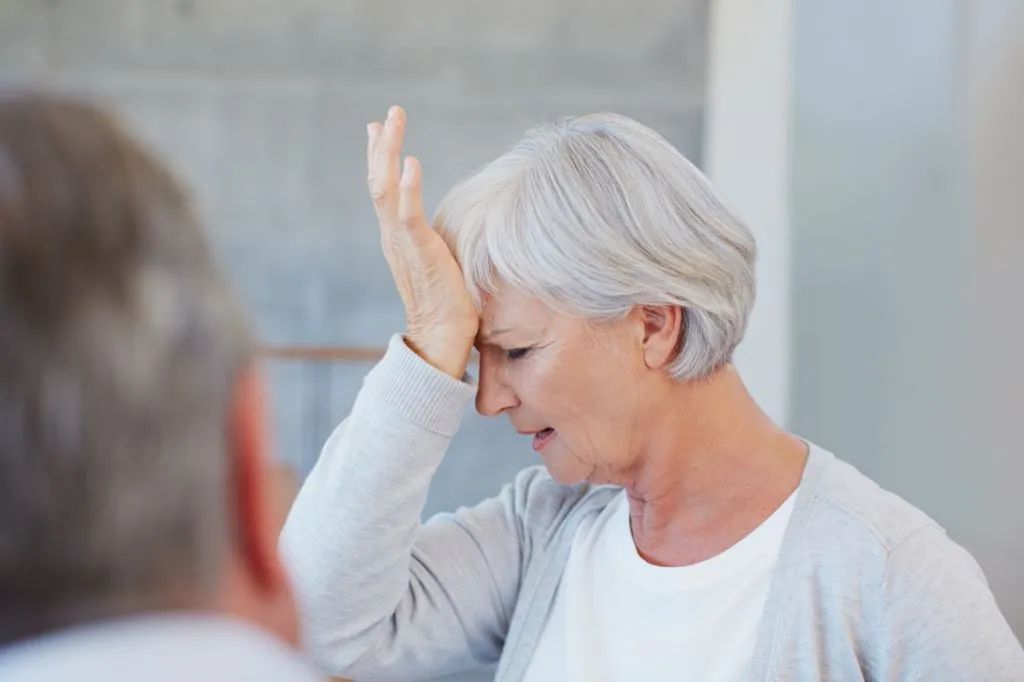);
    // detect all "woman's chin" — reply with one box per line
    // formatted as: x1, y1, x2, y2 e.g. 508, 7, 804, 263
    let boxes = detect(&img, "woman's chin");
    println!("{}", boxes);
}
540, 454, 593, 486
